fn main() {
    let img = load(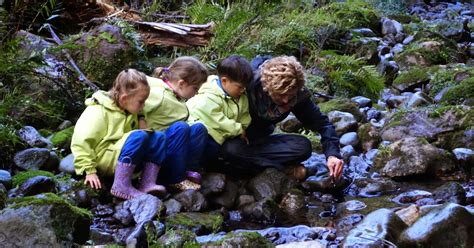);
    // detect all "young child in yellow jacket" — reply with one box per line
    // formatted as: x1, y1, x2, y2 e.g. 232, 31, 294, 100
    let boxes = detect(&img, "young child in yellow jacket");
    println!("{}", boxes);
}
142, 56, 209, 190
71, 69, 167, 200
187, 55, 253, 167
